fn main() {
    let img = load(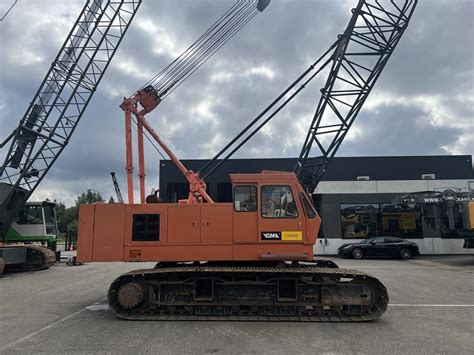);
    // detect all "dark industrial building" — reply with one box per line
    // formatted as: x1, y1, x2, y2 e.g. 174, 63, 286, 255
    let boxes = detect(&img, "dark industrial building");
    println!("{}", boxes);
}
159, 155, 474, 255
